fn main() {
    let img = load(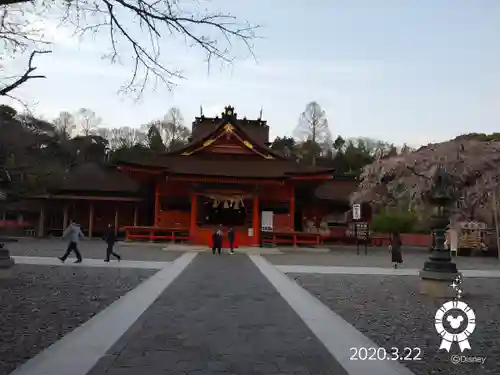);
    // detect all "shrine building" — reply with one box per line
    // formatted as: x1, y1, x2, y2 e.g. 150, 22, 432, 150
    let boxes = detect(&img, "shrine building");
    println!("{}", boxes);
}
14, 106, 364, 247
